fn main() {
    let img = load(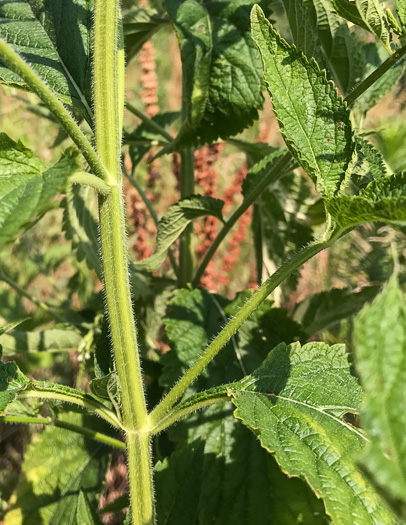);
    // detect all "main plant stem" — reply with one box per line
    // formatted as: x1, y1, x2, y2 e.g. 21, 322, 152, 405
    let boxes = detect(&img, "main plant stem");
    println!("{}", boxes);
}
94, 1, 154, 523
